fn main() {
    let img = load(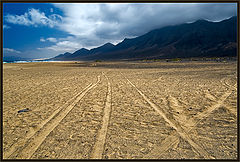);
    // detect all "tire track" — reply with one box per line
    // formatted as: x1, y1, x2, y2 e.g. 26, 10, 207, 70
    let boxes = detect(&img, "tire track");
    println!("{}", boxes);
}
145, 135, 179, 159
8, 76, 101, 159
221, 77, 237, 91
149, 95, 194, 158
150, 82, 235, 157
121, 72, 214, 159
166, 96, 192, 129
3, 78, 90, 155
193, 91, 233, 122
204, 90, 217, 101
4, 82, 93, 159
167, 95, 184, 114
152, 76, 162, 83
91, 72, 112, 159
4, 84, 93, 159
193, 78, 236, 123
